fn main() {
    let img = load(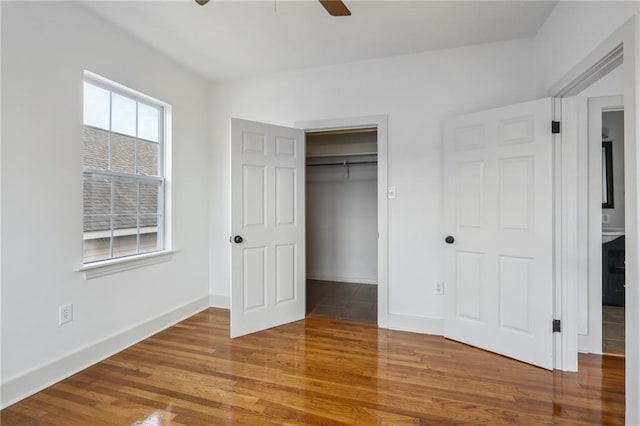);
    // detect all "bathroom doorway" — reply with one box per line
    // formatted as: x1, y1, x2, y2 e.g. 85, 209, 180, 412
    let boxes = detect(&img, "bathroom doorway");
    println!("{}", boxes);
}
600, 108, 625, 356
